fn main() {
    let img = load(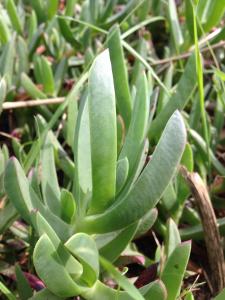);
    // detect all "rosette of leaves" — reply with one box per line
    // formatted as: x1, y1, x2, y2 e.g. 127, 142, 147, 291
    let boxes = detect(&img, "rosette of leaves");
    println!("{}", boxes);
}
5, 49, 186, 299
